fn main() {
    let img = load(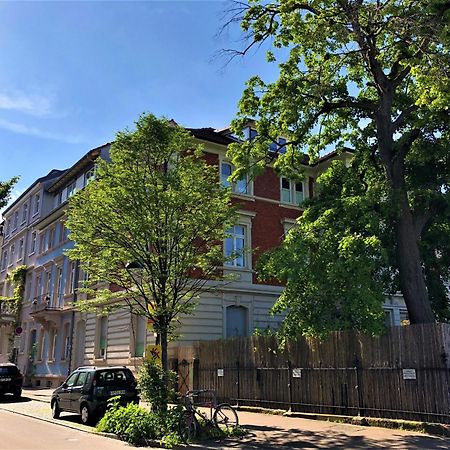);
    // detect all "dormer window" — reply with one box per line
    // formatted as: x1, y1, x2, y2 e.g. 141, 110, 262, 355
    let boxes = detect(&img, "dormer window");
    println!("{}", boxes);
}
221, 162, 250, 195
243, 127, 258, 141
269, 137, 287, 153
84, 167, 96, 186
66, 181, 76, 199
